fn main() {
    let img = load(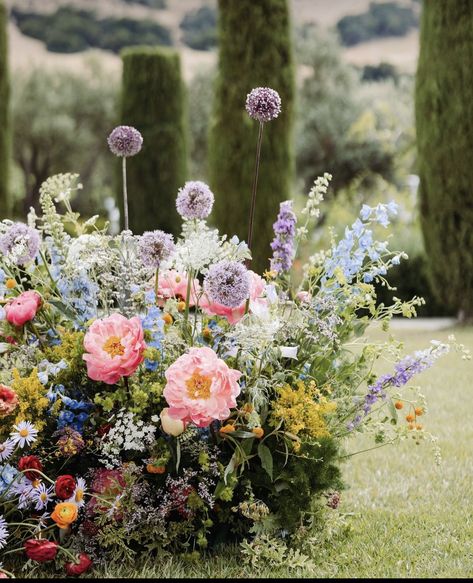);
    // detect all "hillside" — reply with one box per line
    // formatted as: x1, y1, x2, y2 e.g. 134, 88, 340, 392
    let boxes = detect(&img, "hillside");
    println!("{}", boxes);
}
6, 0, 419, 79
